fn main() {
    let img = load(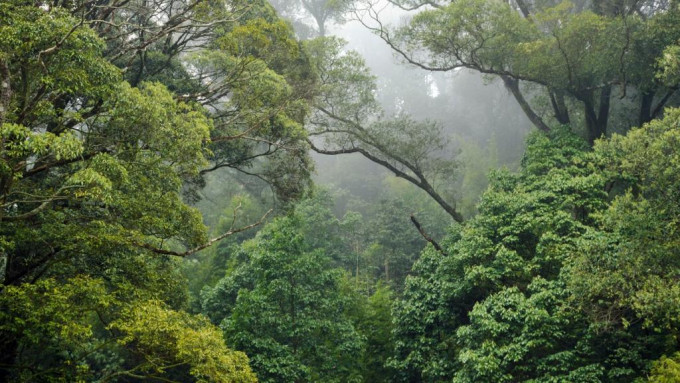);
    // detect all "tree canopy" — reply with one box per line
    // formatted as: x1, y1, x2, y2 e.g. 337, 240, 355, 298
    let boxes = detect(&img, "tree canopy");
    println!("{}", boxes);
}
359, 0, 680, 143
2, 0, 680, 381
